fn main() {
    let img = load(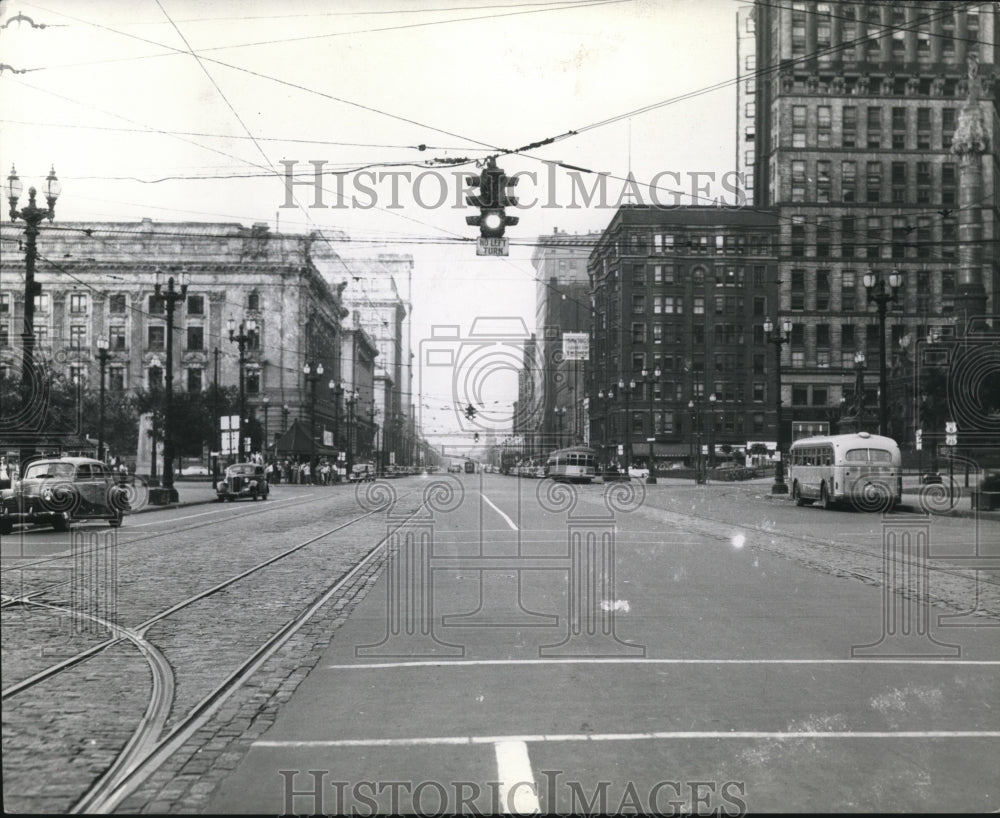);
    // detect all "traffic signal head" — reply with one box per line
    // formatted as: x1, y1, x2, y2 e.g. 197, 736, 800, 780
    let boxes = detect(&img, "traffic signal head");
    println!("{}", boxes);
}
465, 161, 519, 238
